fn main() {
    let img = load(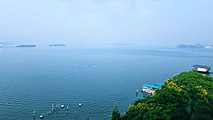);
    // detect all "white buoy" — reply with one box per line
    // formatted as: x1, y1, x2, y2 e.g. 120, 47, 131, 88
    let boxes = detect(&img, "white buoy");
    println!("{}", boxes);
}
78, 103, 82, 107
40, 114, 44, 119
61, 104, 65, 108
